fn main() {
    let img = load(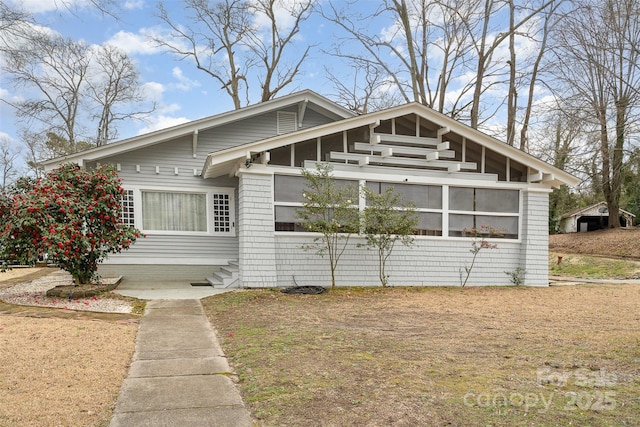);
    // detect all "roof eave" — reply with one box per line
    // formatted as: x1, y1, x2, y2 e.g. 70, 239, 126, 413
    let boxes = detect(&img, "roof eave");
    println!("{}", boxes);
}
43, 90, 355, 169
204, 103, 580, 187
